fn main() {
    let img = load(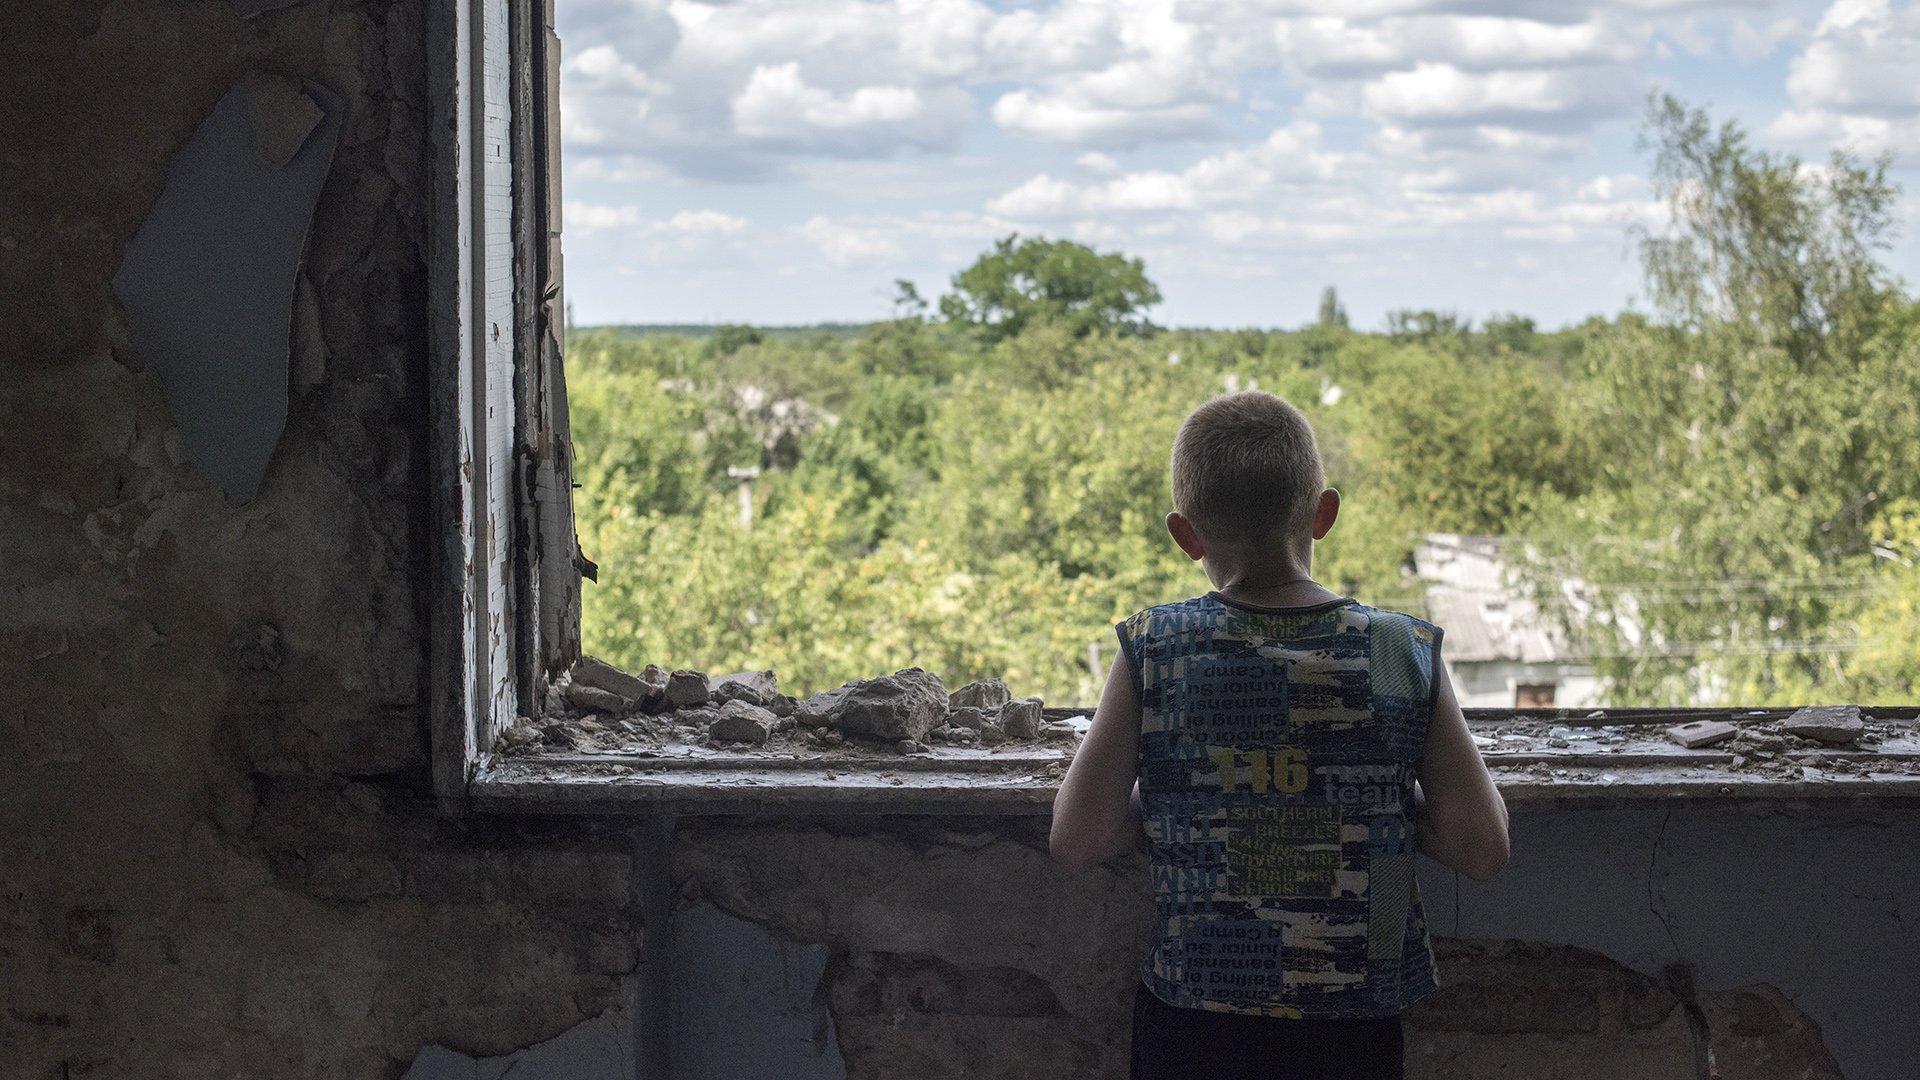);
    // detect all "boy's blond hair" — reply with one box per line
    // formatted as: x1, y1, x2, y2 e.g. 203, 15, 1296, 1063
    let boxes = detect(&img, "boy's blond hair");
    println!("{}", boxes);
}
1171, 391, 1325, 547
